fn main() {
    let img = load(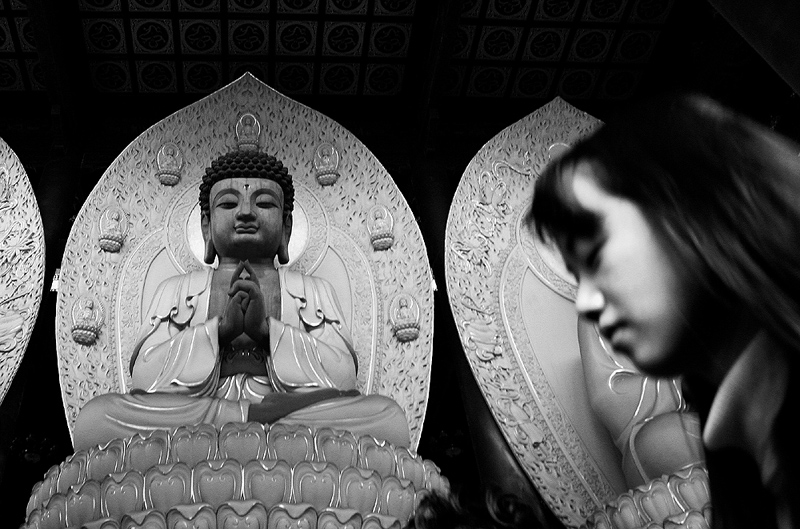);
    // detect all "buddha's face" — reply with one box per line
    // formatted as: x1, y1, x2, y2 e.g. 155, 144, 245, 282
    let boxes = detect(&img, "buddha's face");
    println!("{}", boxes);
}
203, 177, 287, 264
558, 162, 699, 376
